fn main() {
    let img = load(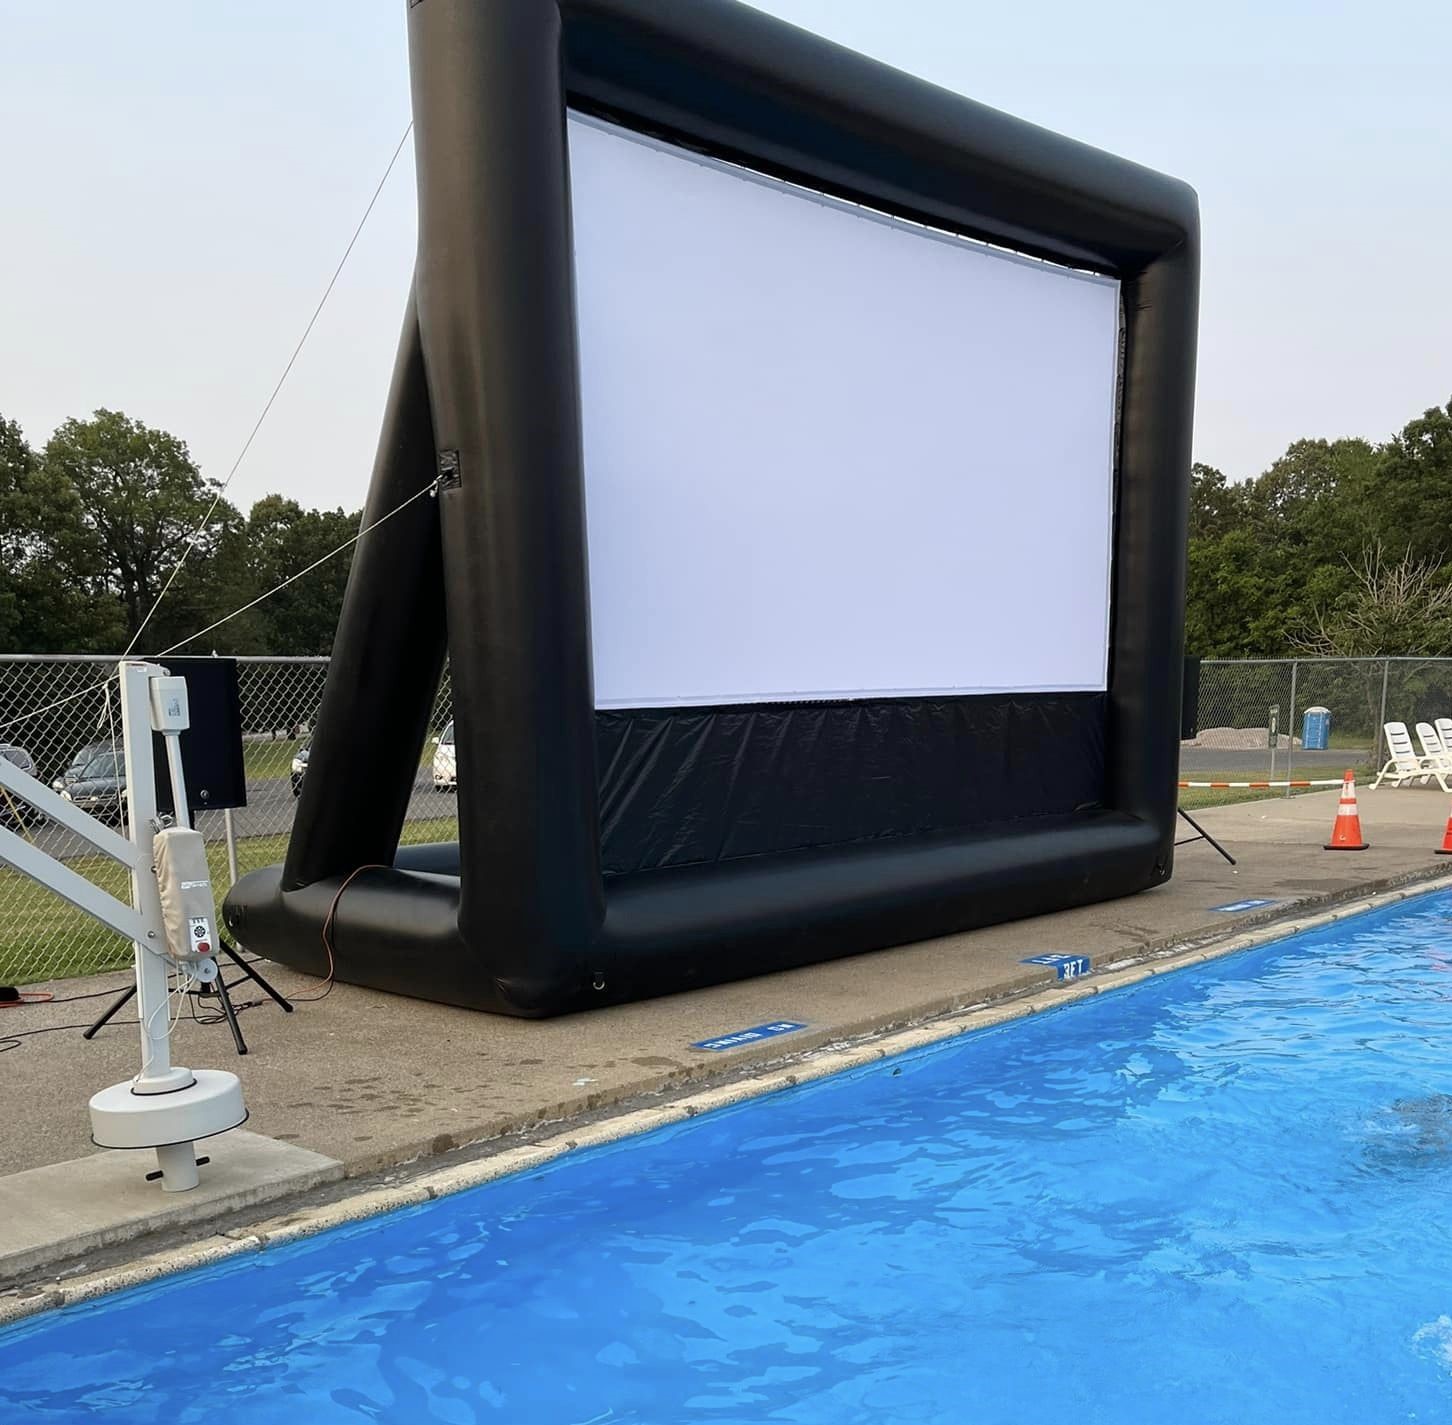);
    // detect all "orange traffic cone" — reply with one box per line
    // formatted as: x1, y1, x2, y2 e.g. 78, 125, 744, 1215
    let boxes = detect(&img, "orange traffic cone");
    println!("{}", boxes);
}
1324, 769, 1369, 851
1436, 804, 1452, 855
